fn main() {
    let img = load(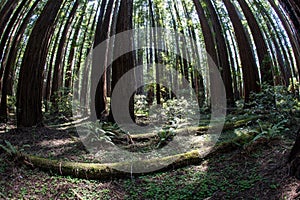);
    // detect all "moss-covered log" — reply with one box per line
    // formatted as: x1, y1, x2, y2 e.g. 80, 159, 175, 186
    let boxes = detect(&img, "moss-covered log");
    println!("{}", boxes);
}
9, 129, 261, 180
19, 150, 204, 180
116, 115, 264, 140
